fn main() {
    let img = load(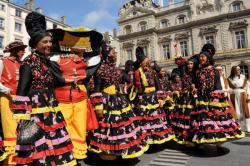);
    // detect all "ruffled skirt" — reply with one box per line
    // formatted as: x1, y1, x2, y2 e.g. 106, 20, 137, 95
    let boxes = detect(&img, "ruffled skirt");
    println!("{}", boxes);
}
89, 92, 148, 159
134, 92, 174, 144
190, 91, 245, 144
12, 89, 76, 166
